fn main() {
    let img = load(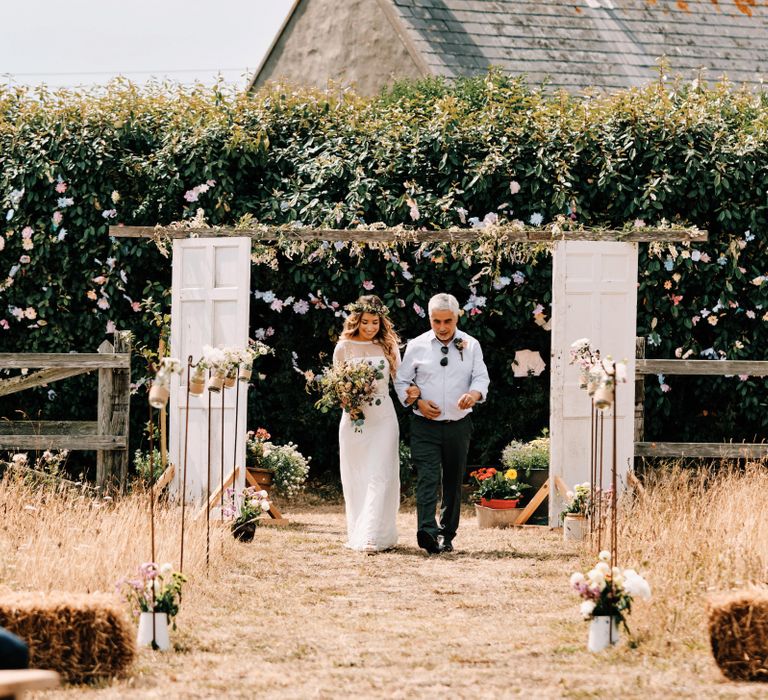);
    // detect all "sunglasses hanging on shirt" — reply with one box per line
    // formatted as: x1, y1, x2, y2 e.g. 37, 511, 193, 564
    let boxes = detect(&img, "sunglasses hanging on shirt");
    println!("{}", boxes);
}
440, 345, 449, 367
